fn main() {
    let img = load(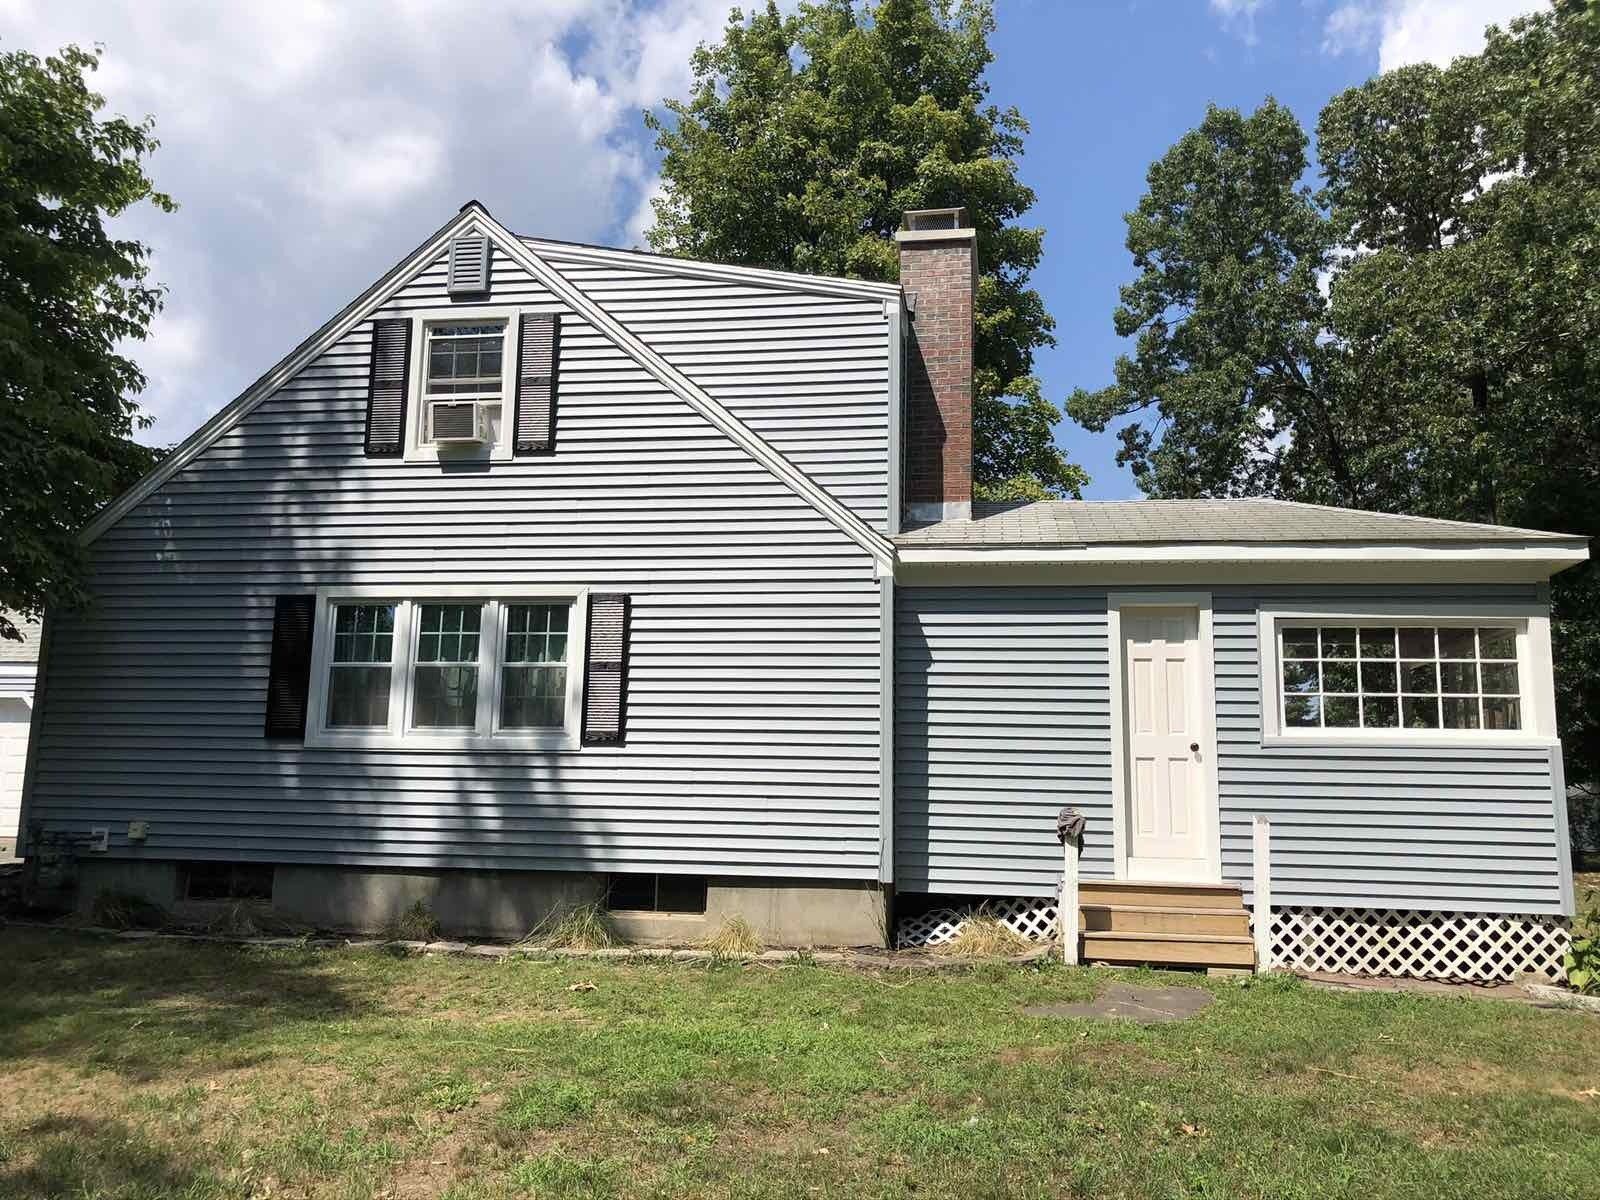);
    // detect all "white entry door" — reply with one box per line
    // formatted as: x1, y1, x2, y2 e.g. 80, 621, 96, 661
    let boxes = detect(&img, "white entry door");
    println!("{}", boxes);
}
1121, 607, 1213, 882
